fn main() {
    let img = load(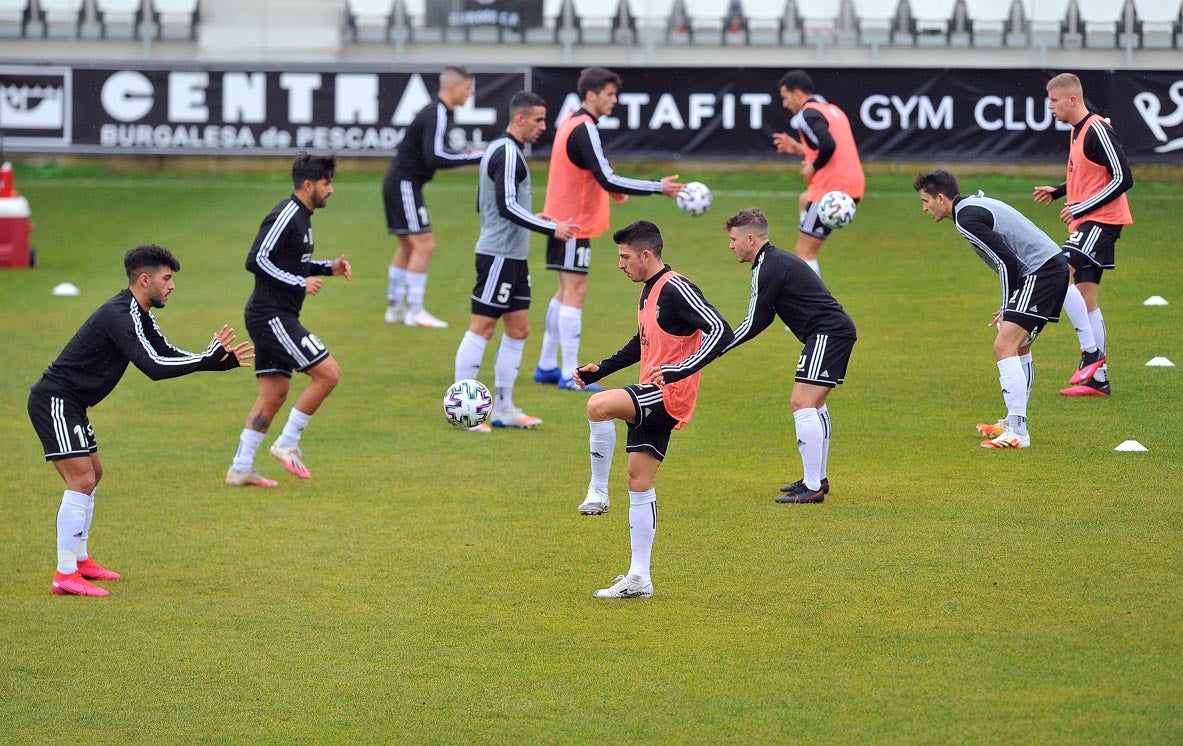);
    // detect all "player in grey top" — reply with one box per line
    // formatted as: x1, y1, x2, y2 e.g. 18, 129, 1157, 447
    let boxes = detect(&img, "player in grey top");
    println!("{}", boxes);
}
454, 91, 577, 431
915, 170, 1070, 449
